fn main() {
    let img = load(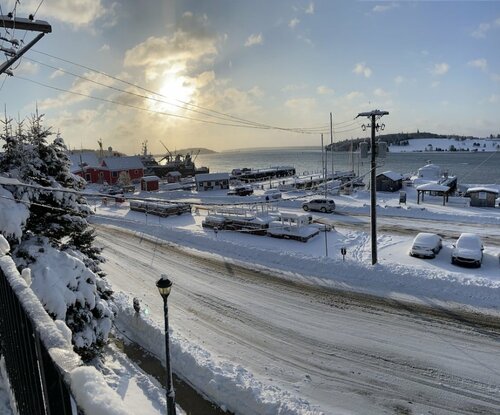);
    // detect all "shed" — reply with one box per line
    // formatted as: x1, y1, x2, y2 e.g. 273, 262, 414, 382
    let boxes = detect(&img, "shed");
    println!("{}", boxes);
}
166, 171, 182, 183
416, 183, 450, 206
464, 187, 499, 208
195, 173, 230, 191
141, 176, 160, 191
376, 171, 403, 192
